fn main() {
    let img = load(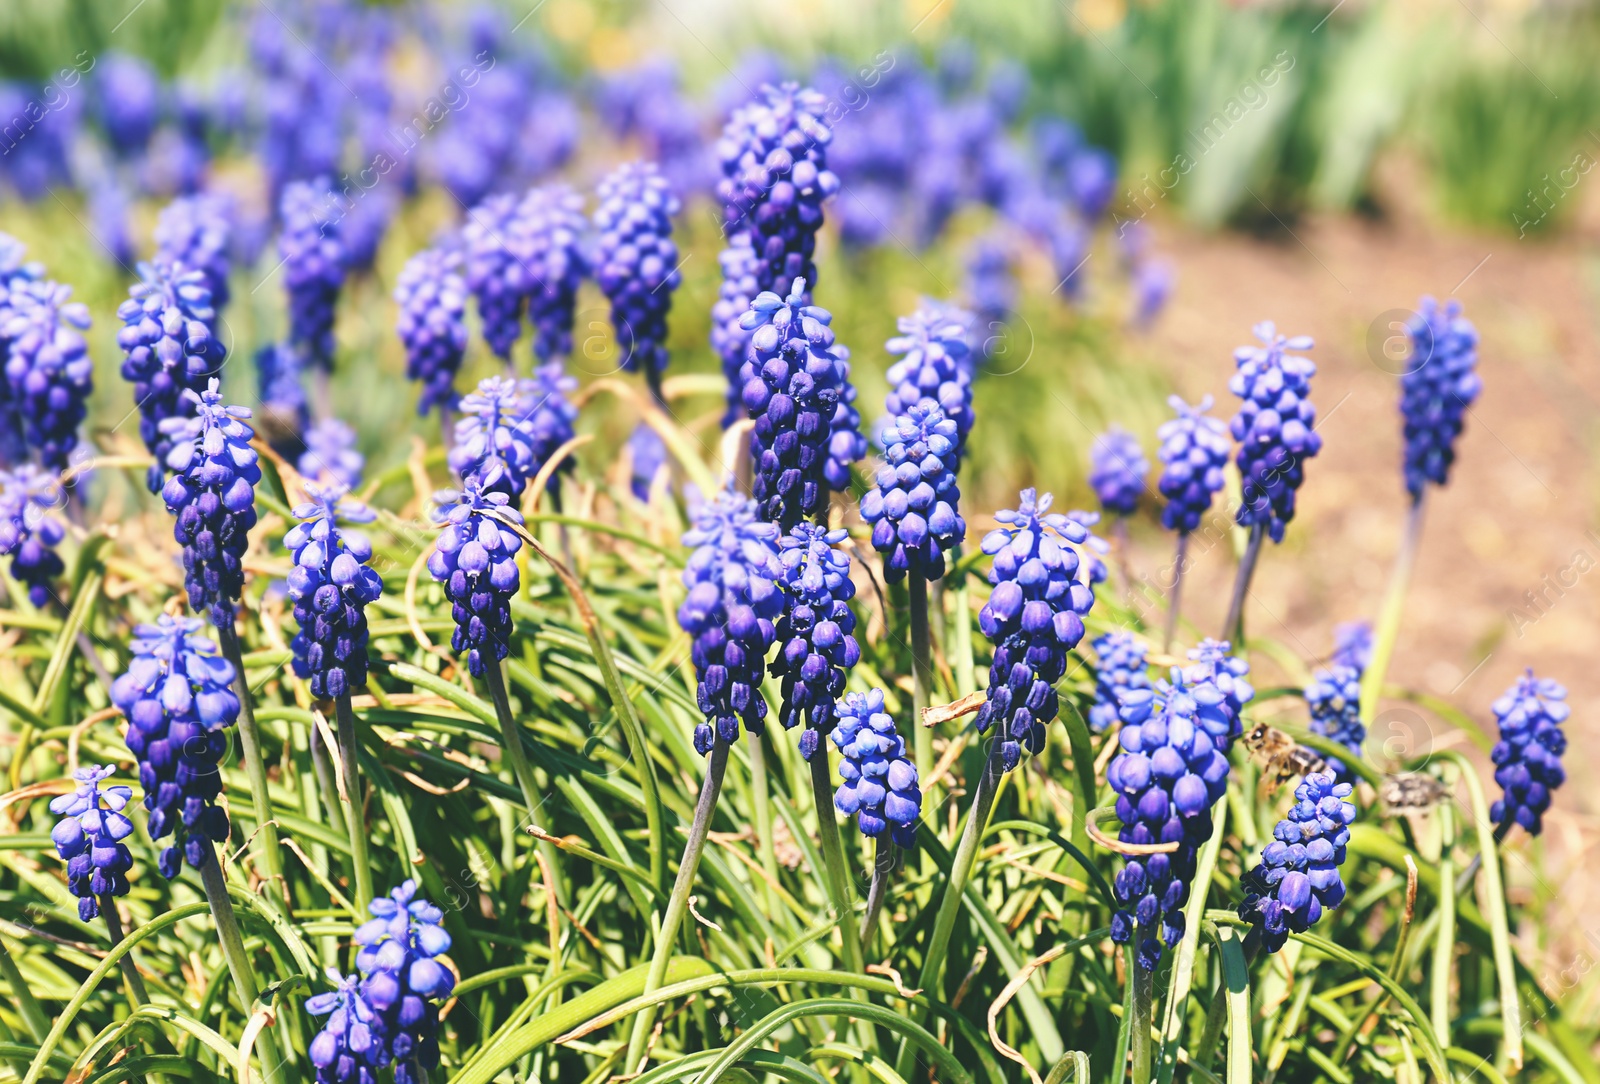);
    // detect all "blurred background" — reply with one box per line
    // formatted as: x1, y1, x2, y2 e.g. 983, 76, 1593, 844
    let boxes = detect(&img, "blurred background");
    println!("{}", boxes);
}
1, 0, 1598, 1000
